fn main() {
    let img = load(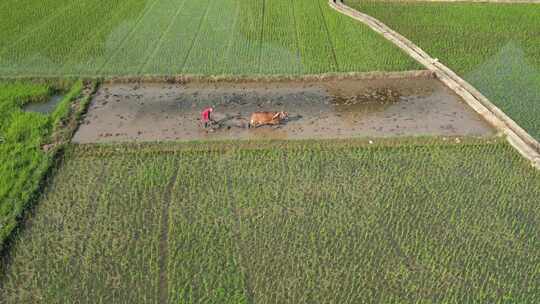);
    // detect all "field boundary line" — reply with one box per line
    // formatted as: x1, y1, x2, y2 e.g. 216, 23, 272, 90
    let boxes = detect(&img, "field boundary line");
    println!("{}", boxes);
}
78, 164, 108, 270
139, 0, 189, 74
0, 69, 432, 81
222, 0, 242, 72
159, 168, 179, 304
290, 1, 303, 72
96, 0, 161, 75
72, 136, 501, 158
329, 1, 540, 169
317, 0, 340, 71
257, 0, 268, 74
227, 176, 255, 303
101, 70, 432, 83
180, 0, 213, 73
